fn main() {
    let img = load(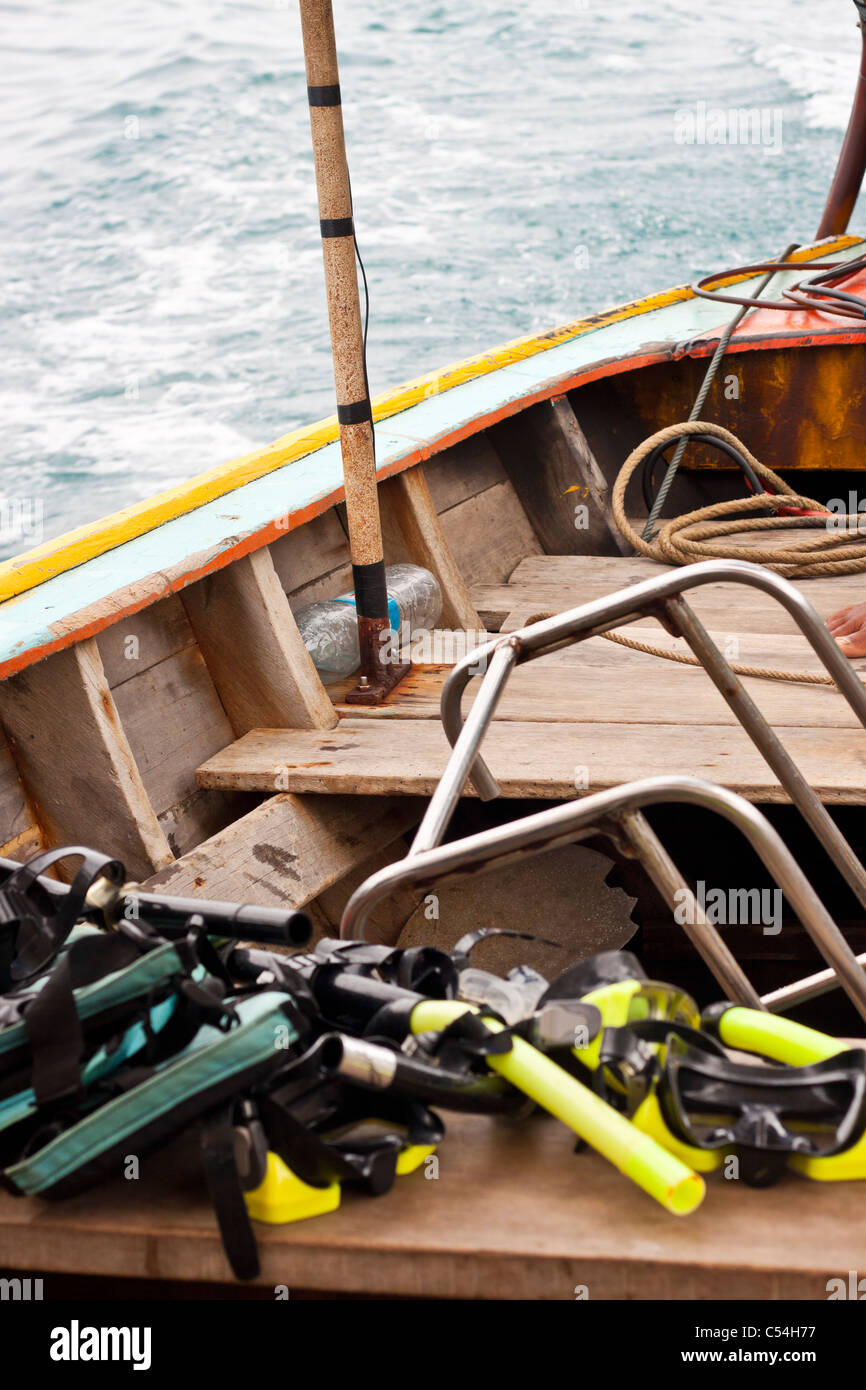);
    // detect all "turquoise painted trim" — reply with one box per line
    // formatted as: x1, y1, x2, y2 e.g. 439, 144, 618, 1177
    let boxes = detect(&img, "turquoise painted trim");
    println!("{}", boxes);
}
1, 242, 862, 673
